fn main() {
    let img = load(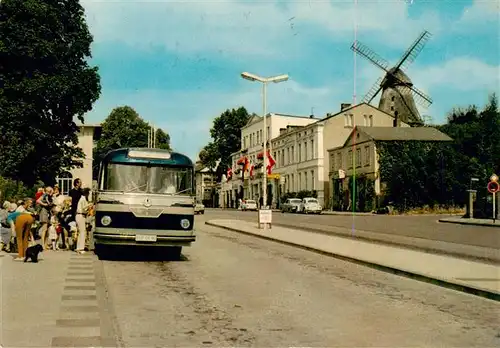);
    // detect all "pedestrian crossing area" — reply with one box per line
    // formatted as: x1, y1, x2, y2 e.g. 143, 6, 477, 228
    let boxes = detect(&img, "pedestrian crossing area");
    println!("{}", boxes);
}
51, 253, 111, 348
